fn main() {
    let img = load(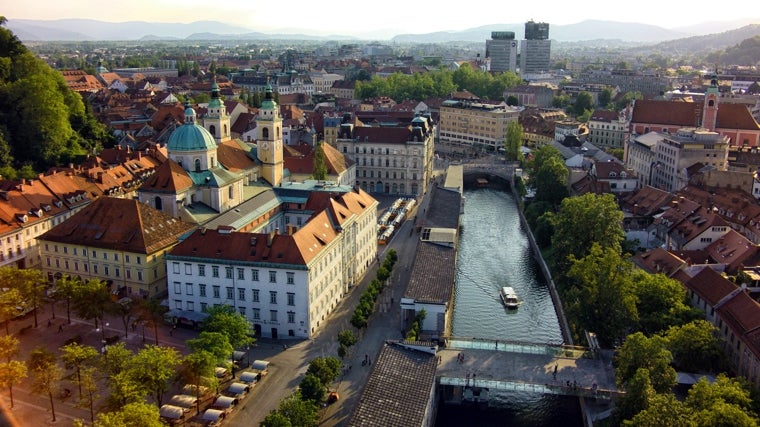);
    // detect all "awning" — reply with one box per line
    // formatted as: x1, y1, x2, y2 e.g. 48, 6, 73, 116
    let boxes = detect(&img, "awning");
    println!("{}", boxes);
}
213, 395, 238, 409
251, 360, 270, 371
201, 409, 225, 422
159, 404, 186, 420
225, 382, 250, 396
238, 371, 259, 384
182, 384, 209, 396
168, 394, 197, 408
